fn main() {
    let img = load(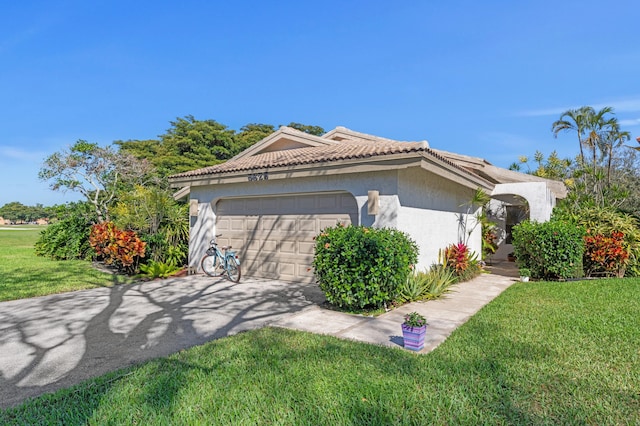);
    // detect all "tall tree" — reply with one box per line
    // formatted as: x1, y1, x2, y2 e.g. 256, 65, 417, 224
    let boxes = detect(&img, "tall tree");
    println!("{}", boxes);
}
39, 140, 152, 222
582, 106, 616, 176
285, 122, 325, 136
603, 122, 631, 186
116, 118, 326, 179
552, 106, 593, 166
236, 123, 276, 152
